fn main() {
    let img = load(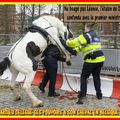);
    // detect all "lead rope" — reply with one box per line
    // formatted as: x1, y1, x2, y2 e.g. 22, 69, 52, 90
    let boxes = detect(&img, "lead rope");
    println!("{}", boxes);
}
62, 62, 78, 94
58, 63, 78, 100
